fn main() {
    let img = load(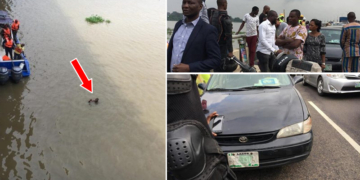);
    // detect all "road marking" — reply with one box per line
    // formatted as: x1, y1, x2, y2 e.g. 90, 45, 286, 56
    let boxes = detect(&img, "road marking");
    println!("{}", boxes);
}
309, 101, 360, 154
